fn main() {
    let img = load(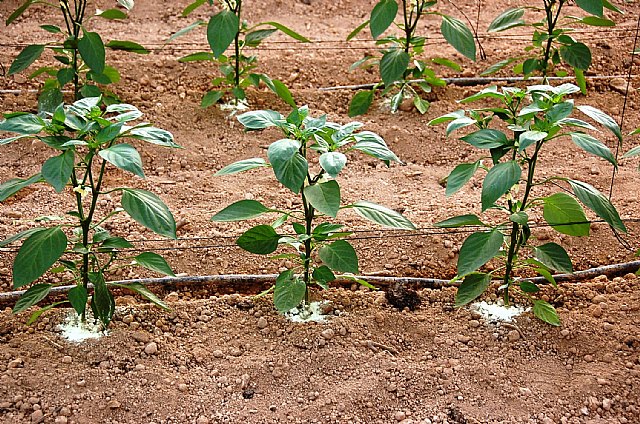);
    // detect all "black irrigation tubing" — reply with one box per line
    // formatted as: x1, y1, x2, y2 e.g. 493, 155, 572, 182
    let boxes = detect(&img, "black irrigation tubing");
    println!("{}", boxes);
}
1, 260, 639, 302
